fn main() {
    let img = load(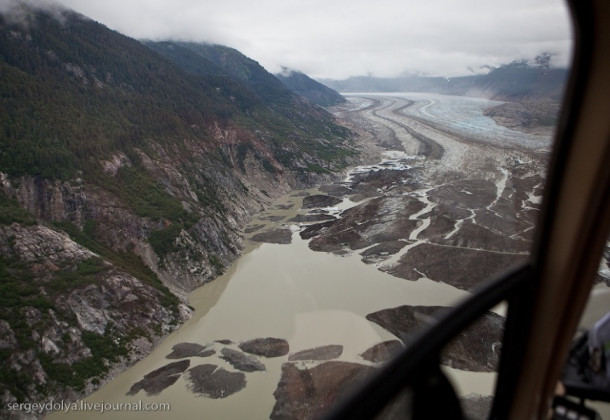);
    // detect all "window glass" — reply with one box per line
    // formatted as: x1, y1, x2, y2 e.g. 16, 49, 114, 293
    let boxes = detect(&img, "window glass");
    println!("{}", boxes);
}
44, 1, 573, 419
